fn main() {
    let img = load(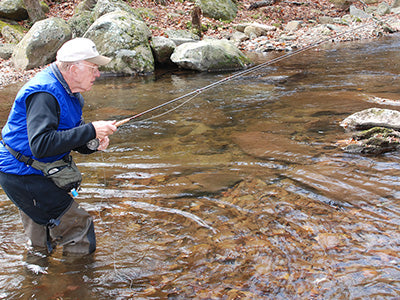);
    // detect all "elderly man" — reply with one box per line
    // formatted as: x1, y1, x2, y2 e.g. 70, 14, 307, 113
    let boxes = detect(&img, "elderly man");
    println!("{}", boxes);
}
0, 38, 117, 255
